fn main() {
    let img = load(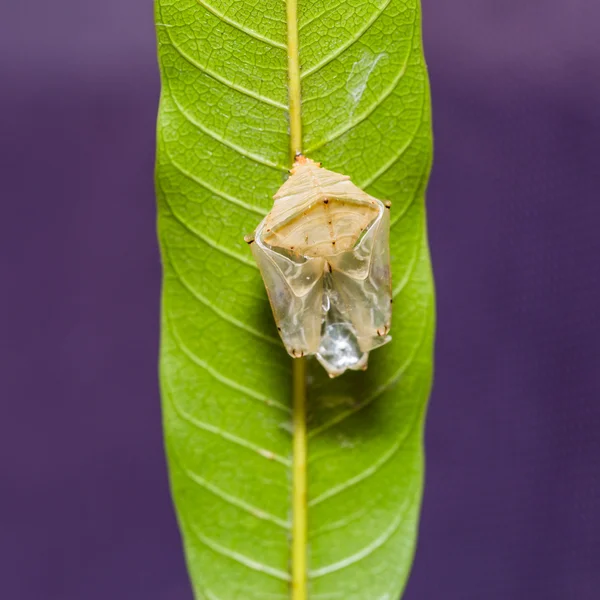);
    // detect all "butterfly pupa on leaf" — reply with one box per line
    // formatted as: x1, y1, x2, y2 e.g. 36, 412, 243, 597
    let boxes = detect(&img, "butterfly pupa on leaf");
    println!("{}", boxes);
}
246, 156, 392, 377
